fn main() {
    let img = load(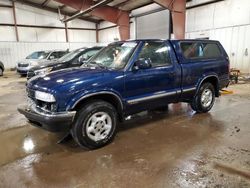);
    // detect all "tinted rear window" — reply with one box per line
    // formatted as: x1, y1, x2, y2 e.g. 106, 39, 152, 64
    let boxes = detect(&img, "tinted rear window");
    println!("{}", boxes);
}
181, 42, 222, 59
